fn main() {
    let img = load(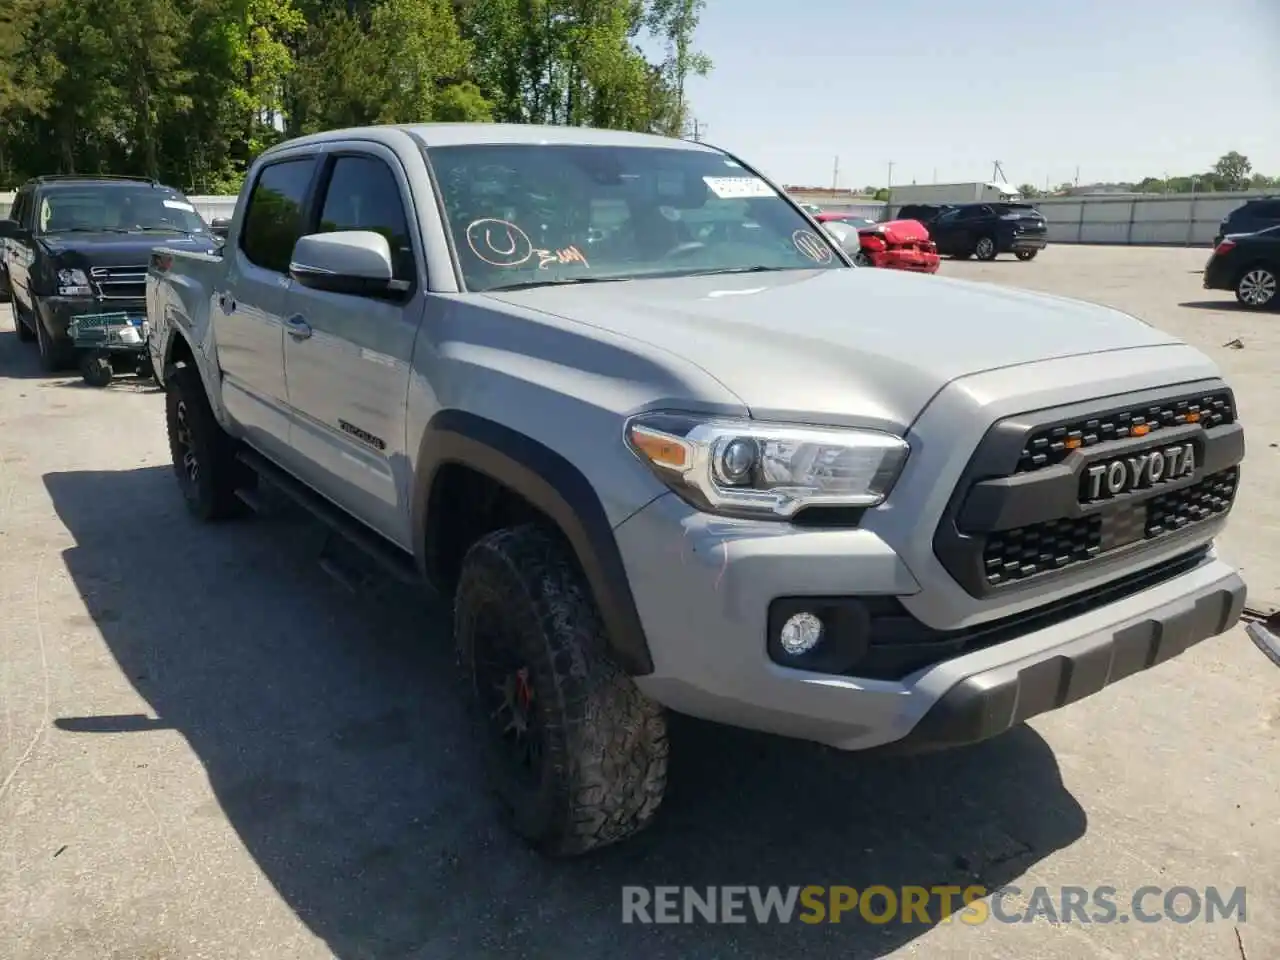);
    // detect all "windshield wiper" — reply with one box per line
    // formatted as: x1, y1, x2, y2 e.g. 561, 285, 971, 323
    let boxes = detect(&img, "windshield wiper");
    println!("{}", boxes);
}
486, 276, 636, 292
683, 265, 781, 277
48, 226, 129, 234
